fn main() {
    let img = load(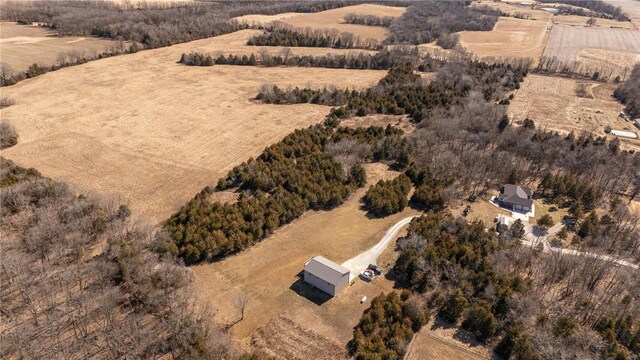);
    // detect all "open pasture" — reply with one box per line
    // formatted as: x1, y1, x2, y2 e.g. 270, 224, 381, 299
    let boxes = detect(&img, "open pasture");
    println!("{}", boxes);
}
0, 22, 117, 71
458, 16, 550, 64
0, 29, 387, 223
234, 4, 406, 42
543, 25, 640, 64
552, 14, 636, 29
508, 74, 640, 151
